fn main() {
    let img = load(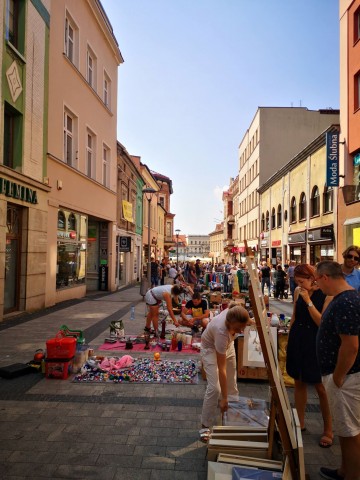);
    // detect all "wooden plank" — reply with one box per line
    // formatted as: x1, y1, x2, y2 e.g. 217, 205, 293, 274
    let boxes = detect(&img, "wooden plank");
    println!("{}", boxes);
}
292, 409, 306, 480
212, 426, 267, 433
207, 446, 269, 462
211, 432, 268, 442
217, 453, 282, 470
